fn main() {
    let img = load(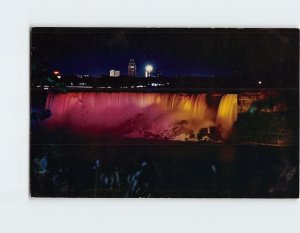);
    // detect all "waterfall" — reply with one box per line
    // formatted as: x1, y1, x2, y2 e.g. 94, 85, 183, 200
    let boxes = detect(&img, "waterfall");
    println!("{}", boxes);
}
44, 92, 237, 141
216, 94, 238, 138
